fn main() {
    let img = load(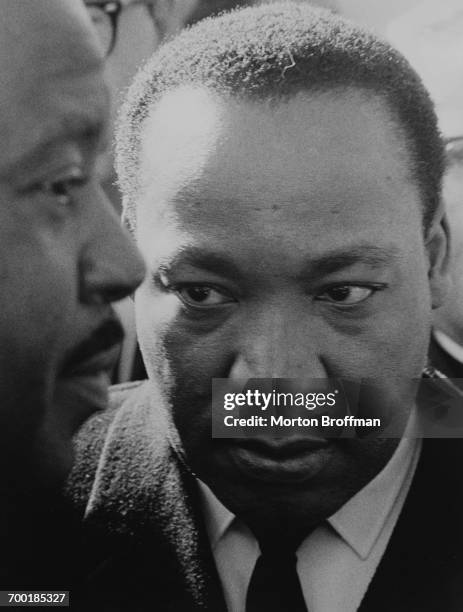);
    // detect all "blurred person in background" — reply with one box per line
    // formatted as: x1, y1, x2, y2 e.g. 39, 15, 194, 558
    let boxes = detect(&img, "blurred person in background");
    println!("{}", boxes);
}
84, 0, 199, 208
0, 0, 144, 587
388, 0, 463, 385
